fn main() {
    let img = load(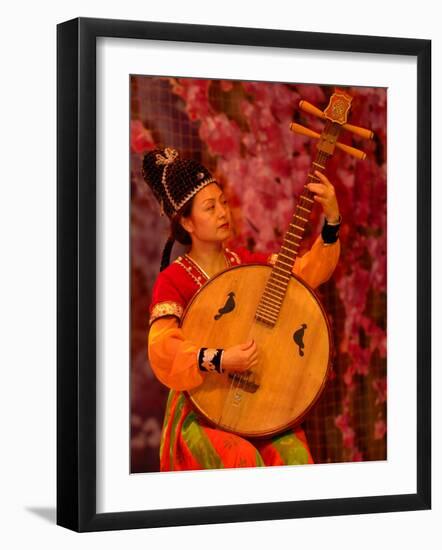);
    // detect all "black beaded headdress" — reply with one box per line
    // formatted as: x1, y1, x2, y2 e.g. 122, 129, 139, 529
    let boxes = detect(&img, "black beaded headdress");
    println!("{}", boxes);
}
142, 147, 217, 219
142, 147, 218, 271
